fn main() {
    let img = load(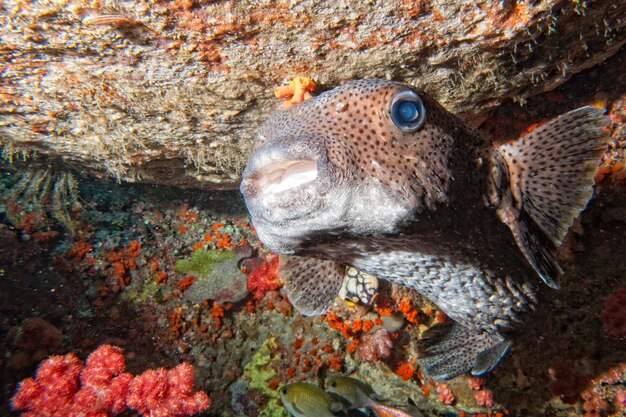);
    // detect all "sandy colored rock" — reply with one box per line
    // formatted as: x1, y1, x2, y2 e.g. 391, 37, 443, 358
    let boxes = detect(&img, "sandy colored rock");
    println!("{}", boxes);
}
0, 0, 624, 189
